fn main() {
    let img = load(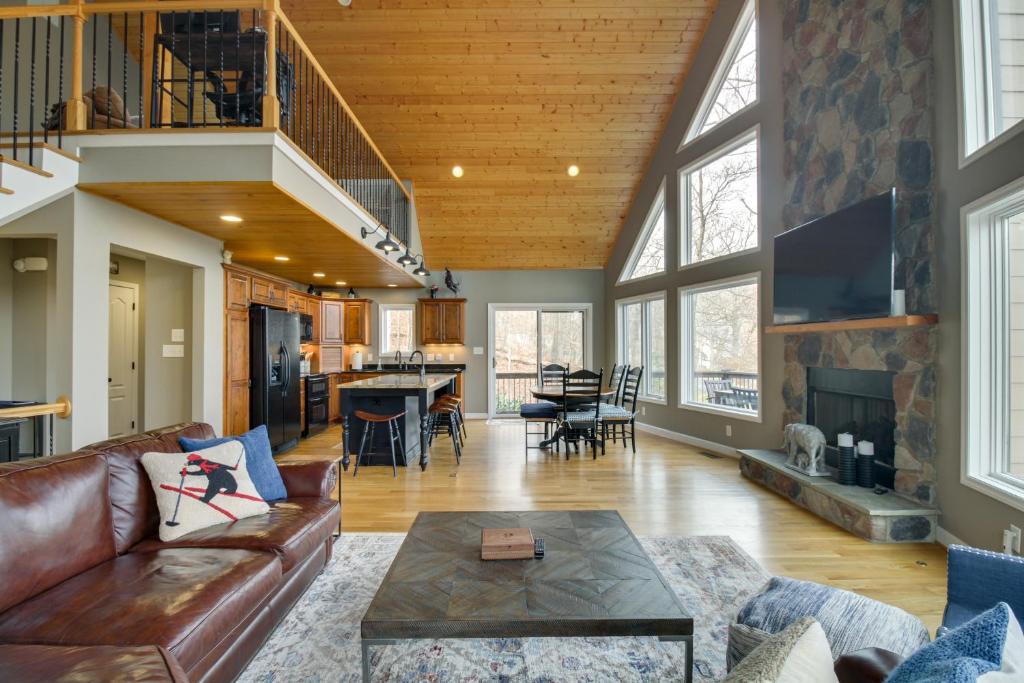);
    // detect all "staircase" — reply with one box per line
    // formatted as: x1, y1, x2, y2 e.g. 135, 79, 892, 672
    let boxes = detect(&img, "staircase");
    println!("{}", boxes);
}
0, 143, 80, 227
